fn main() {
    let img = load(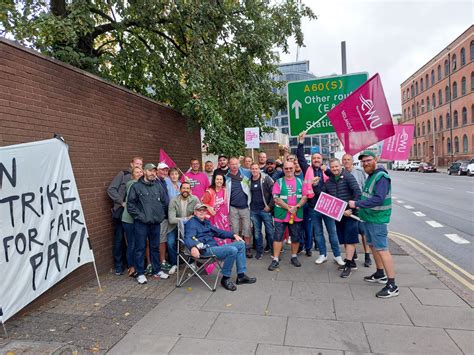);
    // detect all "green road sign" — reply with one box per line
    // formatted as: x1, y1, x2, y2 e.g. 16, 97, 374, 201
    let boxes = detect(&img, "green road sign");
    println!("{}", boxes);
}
288, 72, 368, 136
